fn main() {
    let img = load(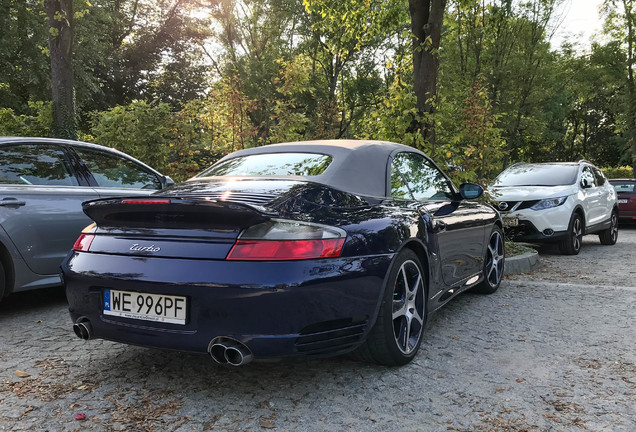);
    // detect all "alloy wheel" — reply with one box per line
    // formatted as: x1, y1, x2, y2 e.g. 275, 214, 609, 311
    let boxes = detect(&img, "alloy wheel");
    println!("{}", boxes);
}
392, 260, 425, 355
572, 217, 582, 251
485, 230, 505, 287
610, 213, 618, 242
